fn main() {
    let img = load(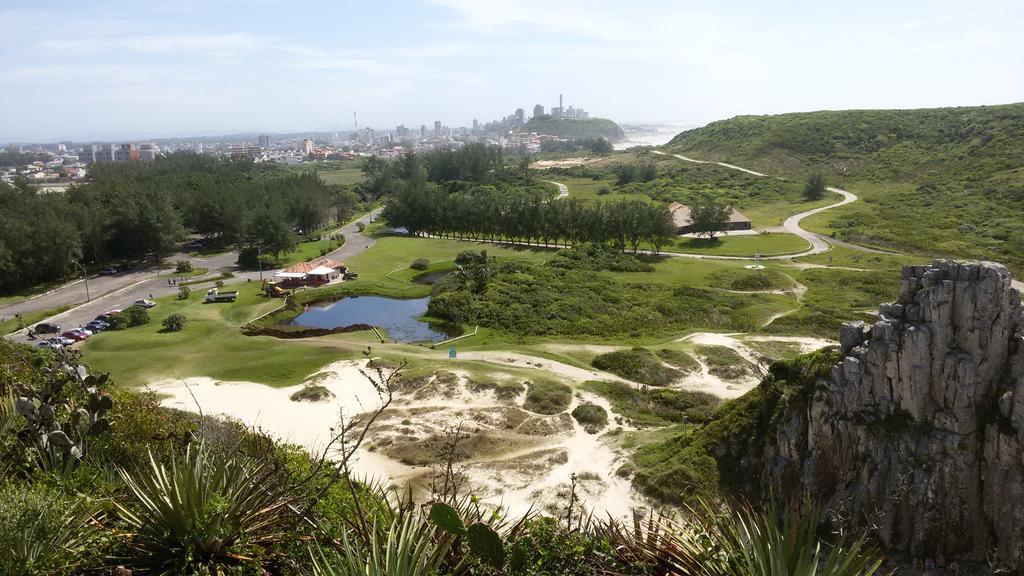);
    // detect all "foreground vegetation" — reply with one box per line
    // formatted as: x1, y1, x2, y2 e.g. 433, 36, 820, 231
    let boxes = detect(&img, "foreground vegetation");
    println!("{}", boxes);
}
0, 340, 889, 575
